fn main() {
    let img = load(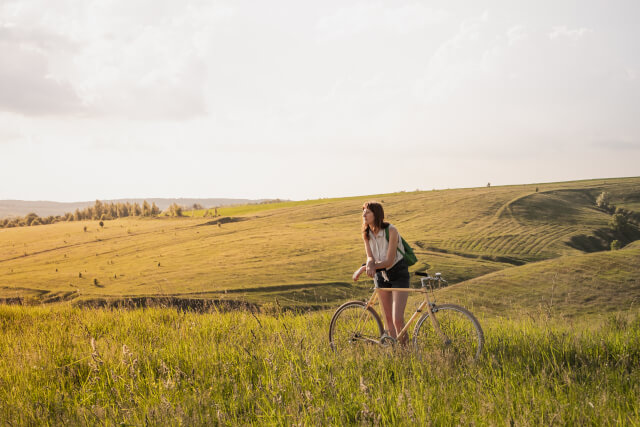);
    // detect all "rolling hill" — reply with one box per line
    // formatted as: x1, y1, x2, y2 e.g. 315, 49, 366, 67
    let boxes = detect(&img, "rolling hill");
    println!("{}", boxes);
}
0, 176, 638, 315
438, 240, 640, 318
